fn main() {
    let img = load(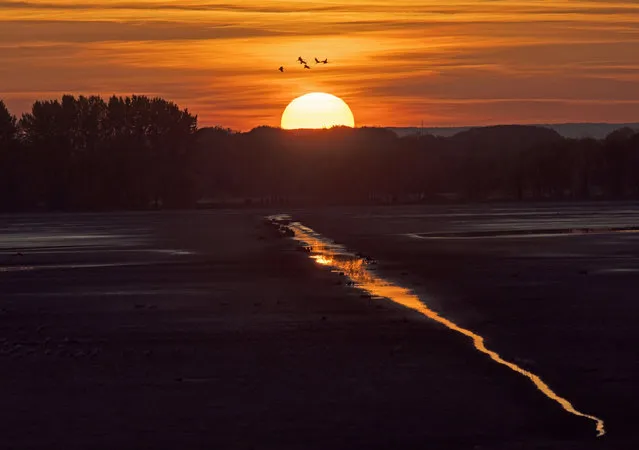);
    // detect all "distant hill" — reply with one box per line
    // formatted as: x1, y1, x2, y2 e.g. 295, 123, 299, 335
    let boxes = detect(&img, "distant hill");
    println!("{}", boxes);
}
389, 123, 639, 139
448, 125, 562, 151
